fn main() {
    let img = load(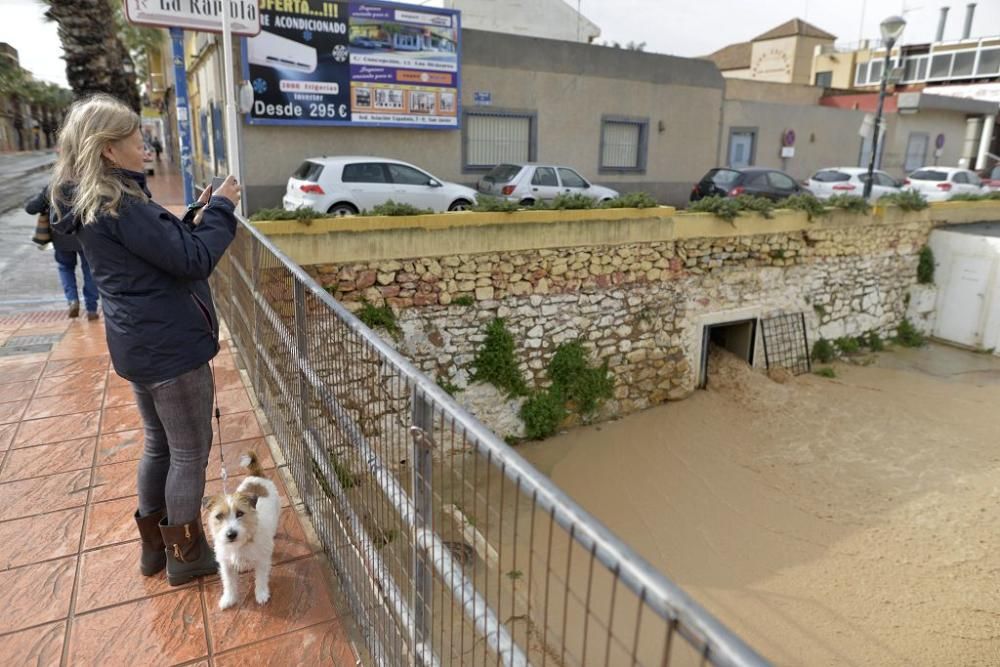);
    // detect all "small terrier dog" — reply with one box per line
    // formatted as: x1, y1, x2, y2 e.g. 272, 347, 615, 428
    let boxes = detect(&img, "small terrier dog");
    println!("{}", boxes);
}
204, 452, 280, 609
